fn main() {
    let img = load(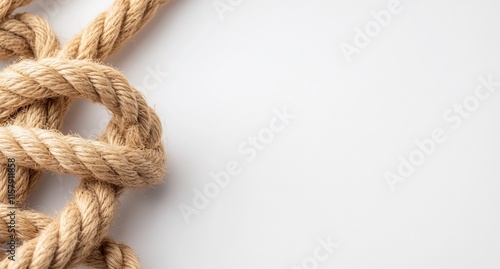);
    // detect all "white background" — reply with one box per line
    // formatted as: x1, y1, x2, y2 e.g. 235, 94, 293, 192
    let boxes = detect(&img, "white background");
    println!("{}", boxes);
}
10, 0, 500, 268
